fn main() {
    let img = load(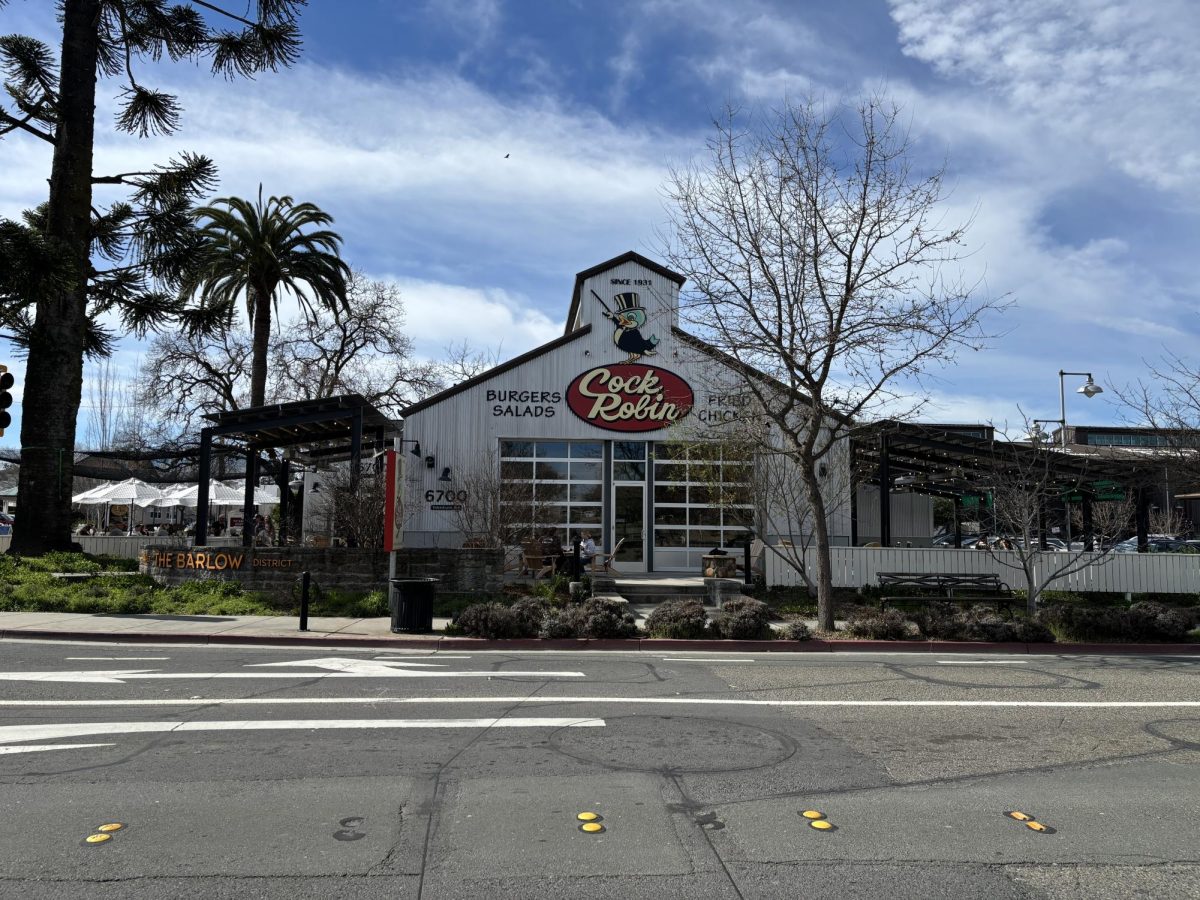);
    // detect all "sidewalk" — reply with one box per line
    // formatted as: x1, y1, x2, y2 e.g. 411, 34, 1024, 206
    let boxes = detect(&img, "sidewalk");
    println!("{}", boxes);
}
0, 611, 1196, 654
